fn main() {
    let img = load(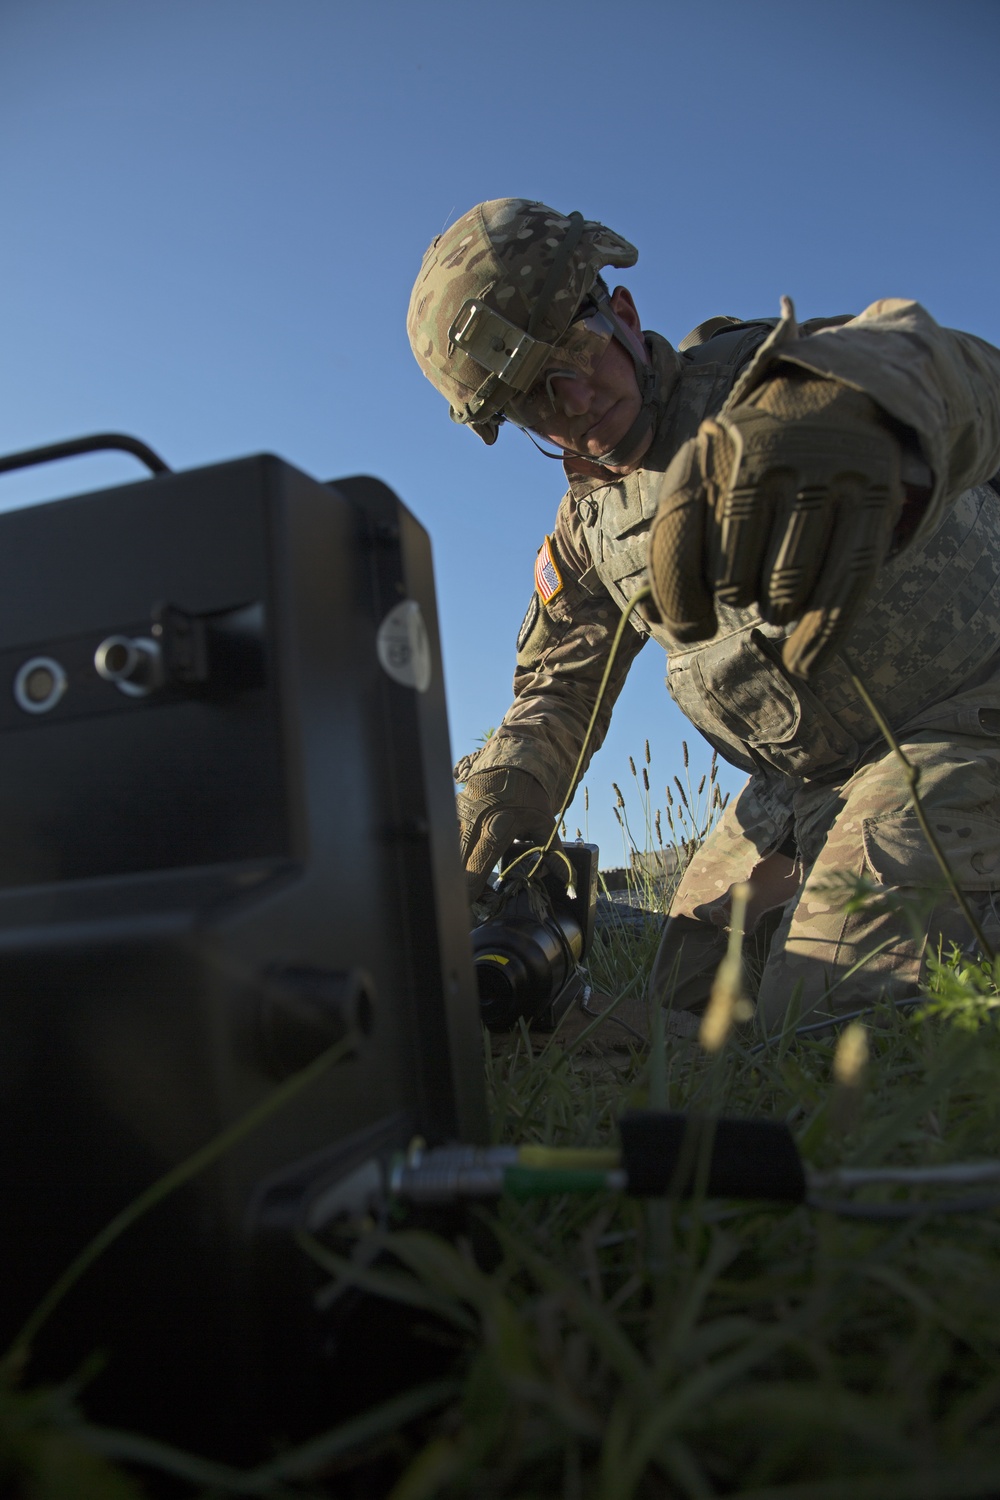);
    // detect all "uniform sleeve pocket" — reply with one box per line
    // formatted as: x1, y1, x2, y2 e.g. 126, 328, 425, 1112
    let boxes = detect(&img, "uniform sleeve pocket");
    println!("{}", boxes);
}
516, 591, 562, 668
